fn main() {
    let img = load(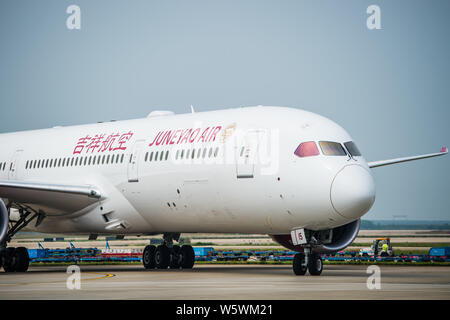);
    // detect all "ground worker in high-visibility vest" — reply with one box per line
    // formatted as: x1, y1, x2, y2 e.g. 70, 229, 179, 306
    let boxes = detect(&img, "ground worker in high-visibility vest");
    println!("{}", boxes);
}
382, 243, 388, 254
